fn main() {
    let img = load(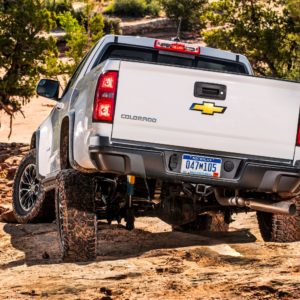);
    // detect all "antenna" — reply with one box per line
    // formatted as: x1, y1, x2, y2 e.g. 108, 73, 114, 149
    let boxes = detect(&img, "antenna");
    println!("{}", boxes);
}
171, 17, 182, 42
